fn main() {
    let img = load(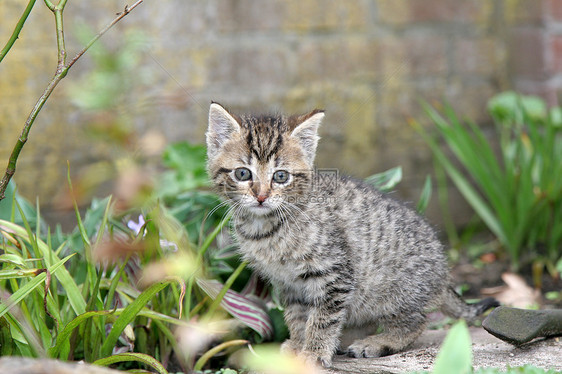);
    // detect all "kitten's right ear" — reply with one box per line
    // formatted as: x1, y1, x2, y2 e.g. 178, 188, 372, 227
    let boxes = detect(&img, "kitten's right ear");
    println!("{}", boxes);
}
207, 102, 241, 160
